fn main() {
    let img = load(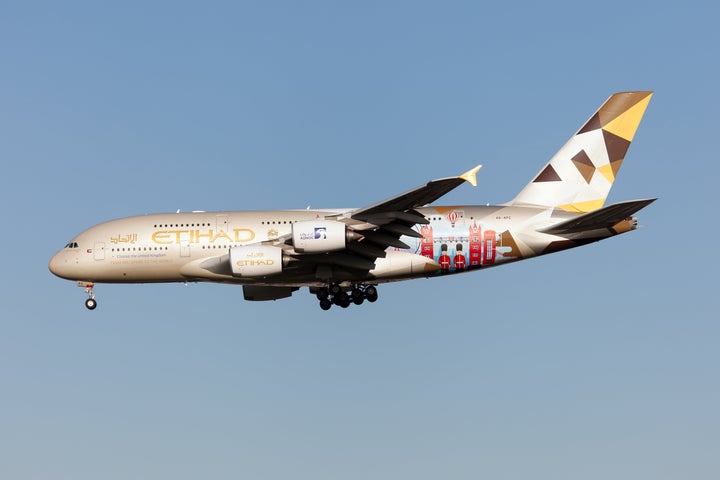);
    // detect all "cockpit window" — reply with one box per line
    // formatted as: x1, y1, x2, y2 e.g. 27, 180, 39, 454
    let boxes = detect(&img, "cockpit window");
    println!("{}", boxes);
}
64, 242, 79, 249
